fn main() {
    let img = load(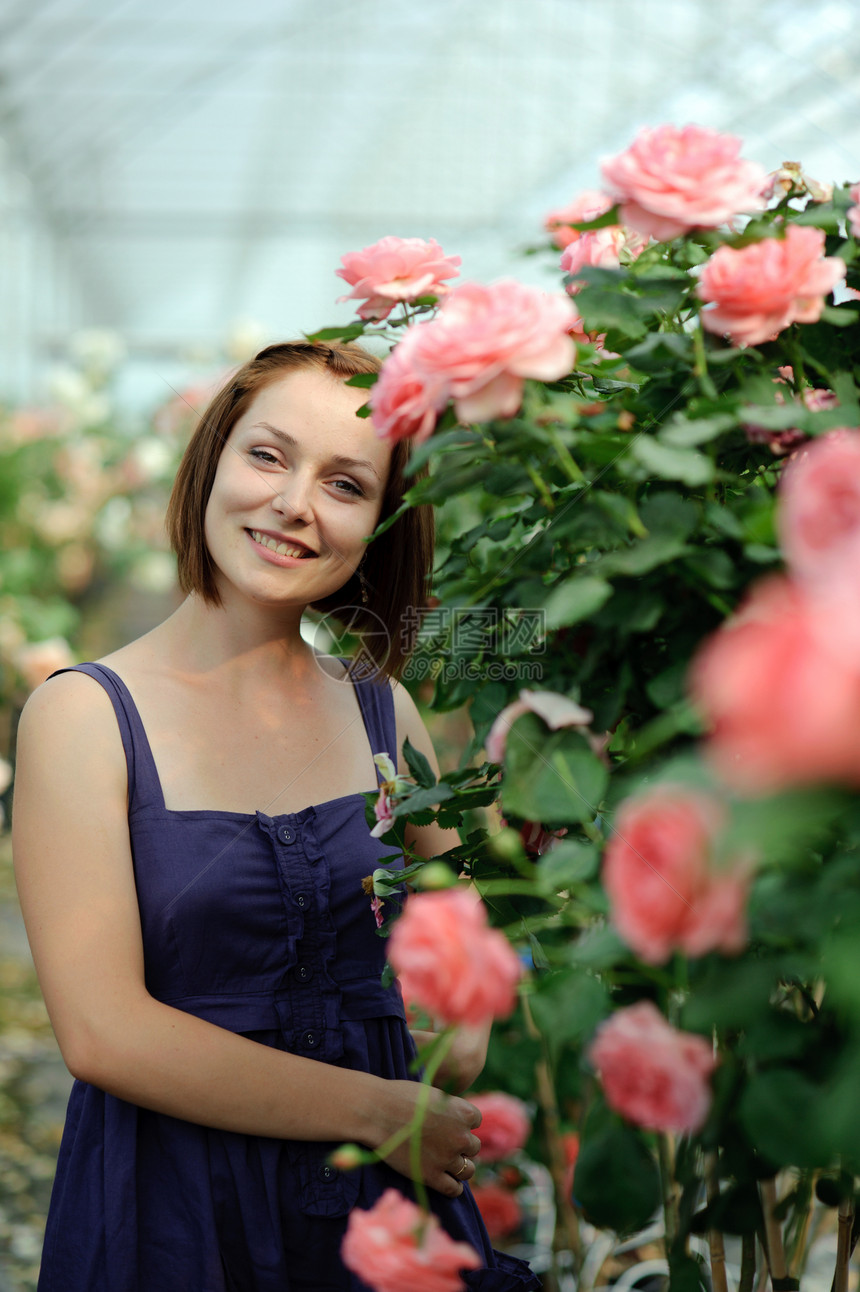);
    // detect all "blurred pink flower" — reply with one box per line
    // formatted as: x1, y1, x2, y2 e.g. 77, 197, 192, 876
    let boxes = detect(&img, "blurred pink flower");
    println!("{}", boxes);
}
560, 225, 646, 288
518, 820, 568, 857
779, 429, 860, 587
544, 189, 614, 250
601, 123, 766, 241
764, 163, 832, 203
603, 786, 749, 964
561, 1132, 580, 1201
341, 1188, 480, 1292
697, 225, 845, 346
588, 1001, 716, 1134
471, 1184, 523, 1240
336, 236, 462, 321
744, 375, 838, 455
485, 689, 592, 764
370, 788, 395, 840
369, 325, 449, 444
15, 638, 75, 692
387, 888, 522, 1027
689, 576, 860, 792
468, 1093, 531, 1161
